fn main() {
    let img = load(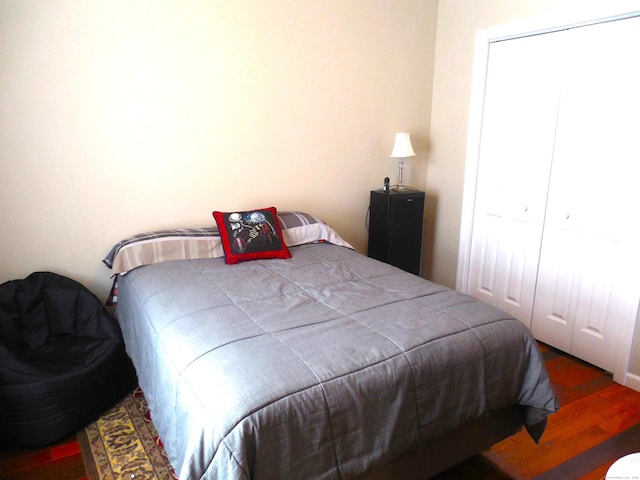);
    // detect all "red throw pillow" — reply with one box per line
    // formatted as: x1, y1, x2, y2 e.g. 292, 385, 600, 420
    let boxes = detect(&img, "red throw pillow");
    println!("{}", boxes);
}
212, 207, 292, 265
